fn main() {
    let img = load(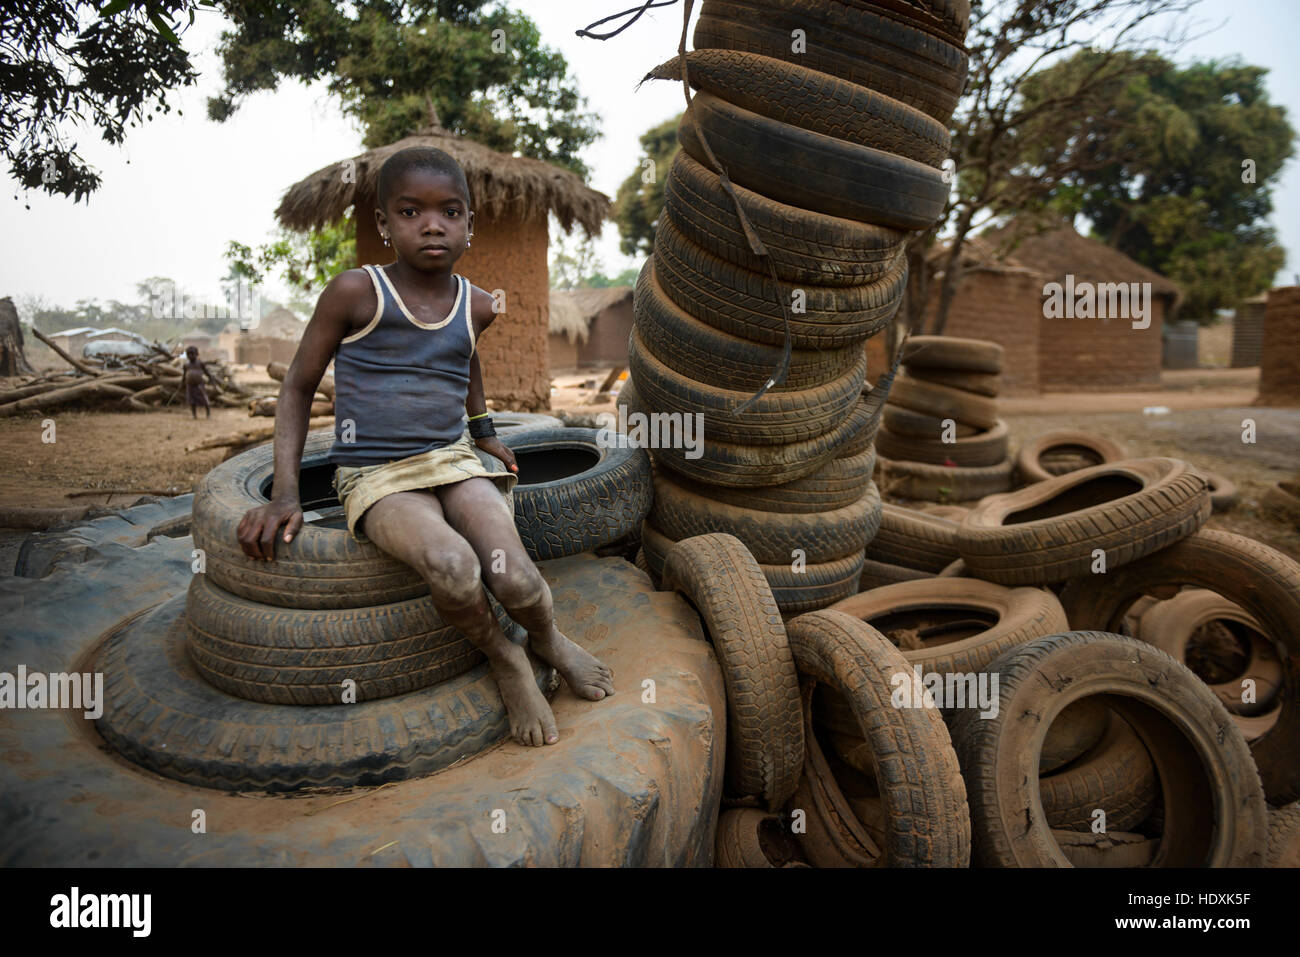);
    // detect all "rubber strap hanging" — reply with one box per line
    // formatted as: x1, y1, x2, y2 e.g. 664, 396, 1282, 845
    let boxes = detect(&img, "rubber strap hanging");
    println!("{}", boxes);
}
578, 0, 792, 415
